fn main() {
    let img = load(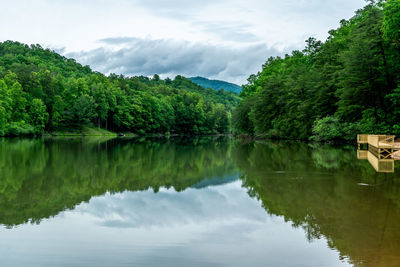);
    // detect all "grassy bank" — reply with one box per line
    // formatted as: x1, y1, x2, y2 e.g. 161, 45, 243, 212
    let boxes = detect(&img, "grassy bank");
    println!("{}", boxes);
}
47, 127, 118, 137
